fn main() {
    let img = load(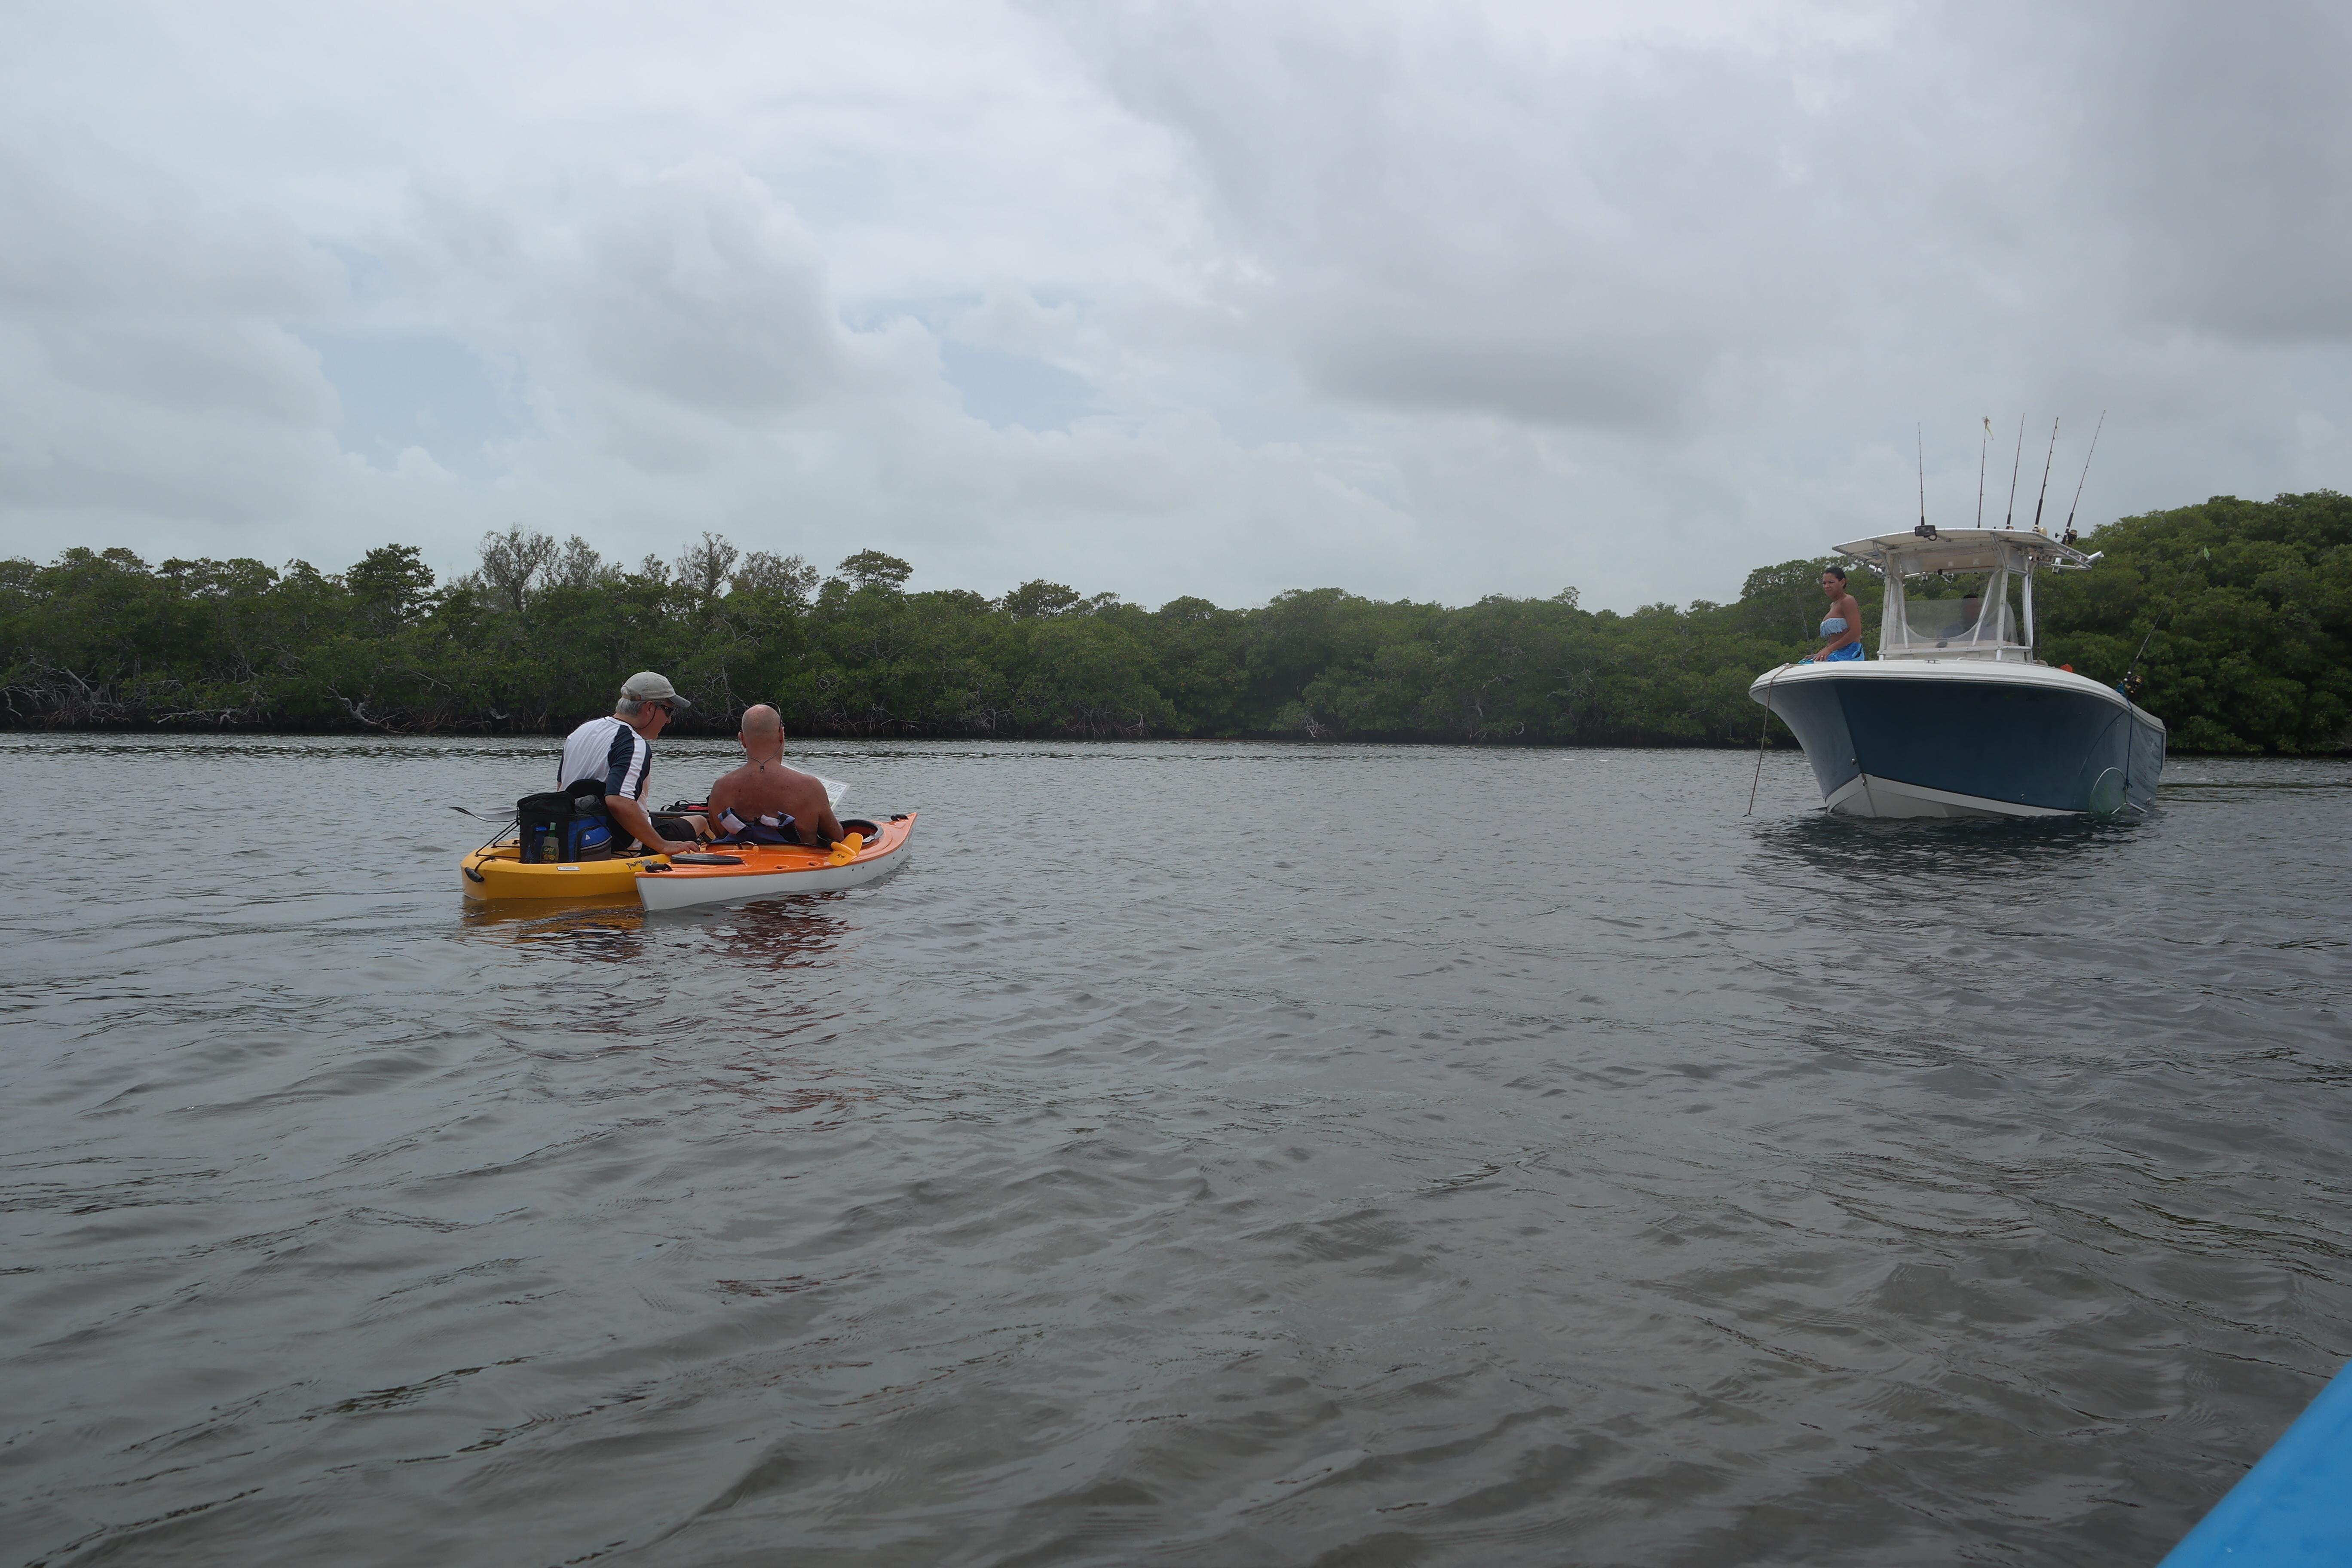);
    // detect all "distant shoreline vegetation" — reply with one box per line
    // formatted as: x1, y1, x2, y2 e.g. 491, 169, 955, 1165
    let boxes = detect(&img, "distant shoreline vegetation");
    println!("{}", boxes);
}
4, 491, 2346, 754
